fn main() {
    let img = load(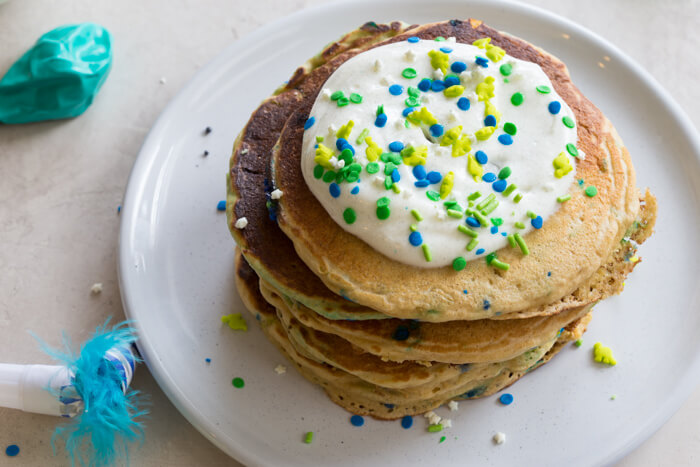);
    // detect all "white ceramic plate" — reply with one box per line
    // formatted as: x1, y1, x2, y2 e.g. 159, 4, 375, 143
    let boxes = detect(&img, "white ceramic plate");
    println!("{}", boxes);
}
118, 1, 700, 465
